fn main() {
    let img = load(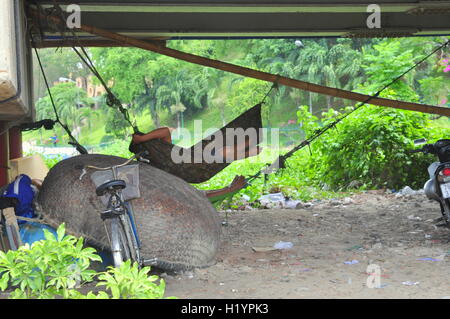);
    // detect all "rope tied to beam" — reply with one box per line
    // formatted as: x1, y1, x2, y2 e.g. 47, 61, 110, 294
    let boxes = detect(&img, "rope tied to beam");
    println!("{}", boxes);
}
29, 26, 88, 155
